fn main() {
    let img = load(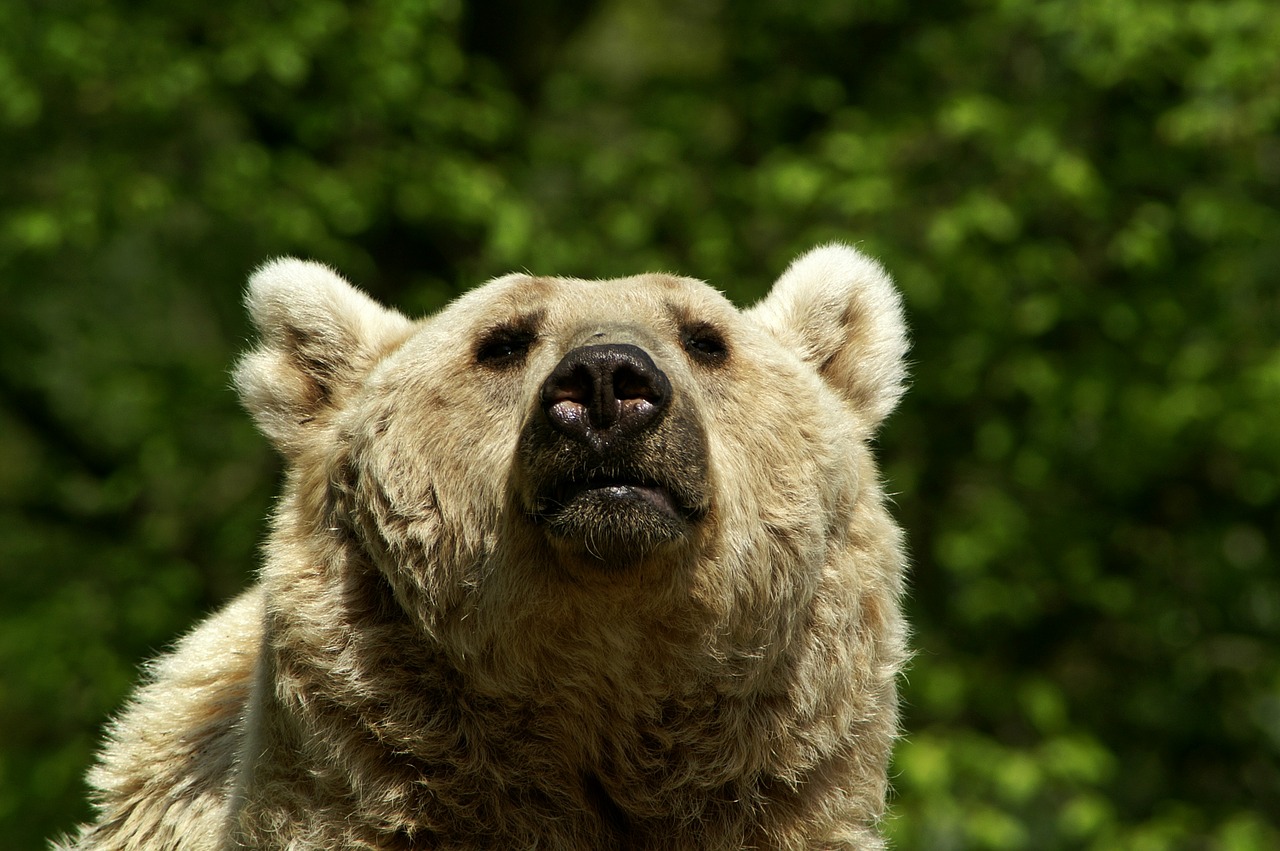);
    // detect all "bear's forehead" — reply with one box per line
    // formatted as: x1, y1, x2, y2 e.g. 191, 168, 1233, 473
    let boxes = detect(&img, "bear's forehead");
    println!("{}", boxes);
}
448, 272, 736, 327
